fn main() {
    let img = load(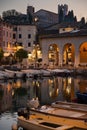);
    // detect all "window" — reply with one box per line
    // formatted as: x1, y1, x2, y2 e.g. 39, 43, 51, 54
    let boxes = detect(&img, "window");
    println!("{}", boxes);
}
13, 34, 16, 39
7, 32, 8, 37
18, 43, 22, 46
19, 34, 22, 39
28, 34, 31, 39
28, 42, 31, 47
13, 27, 17, 31
3, 30, 5, 36
19, 27, 21, 31
63, 28, 65, 31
